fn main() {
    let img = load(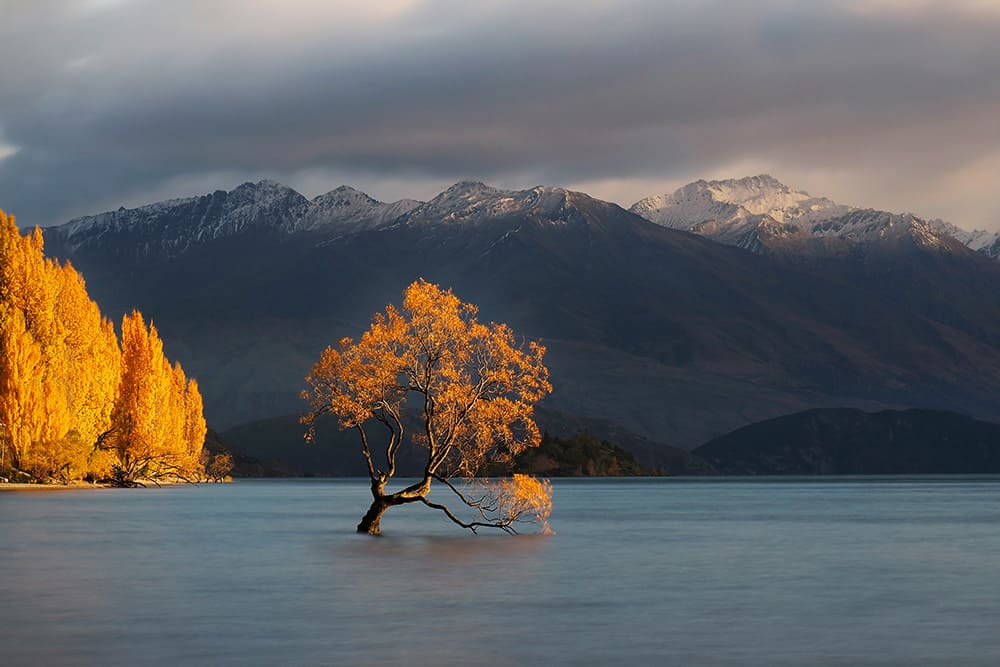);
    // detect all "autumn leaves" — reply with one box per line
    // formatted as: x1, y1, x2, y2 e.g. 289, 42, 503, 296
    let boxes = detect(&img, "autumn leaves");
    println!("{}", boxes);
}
0, 210, 206, 484
303, 279, 554, 534
106, 311, 207, 484
1, 205, 549, 529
